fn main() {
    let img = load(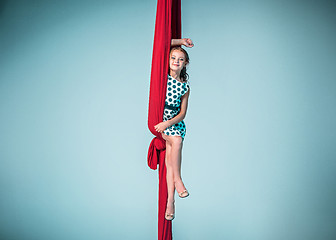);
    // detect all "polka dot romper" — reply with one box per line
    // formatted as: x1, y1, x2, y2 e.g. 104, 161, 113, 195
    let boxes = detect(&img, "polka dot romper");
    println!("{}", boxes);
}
163, 74, 190, 140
